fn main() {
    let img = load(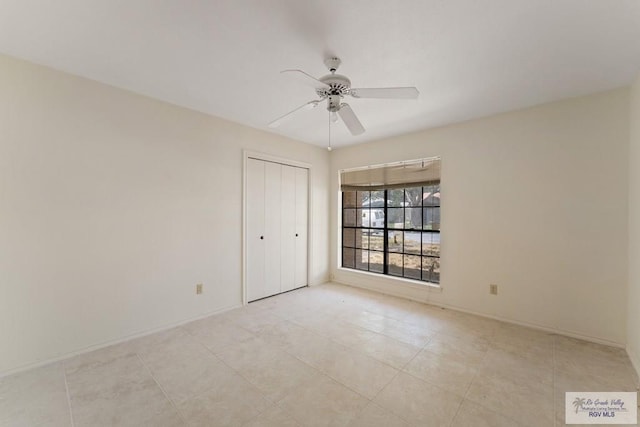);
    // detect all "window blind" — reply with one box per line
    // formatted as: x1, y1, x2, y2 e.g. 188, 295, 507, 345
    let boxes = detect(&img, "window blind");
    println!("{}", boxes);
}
340, 157, 441, 191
